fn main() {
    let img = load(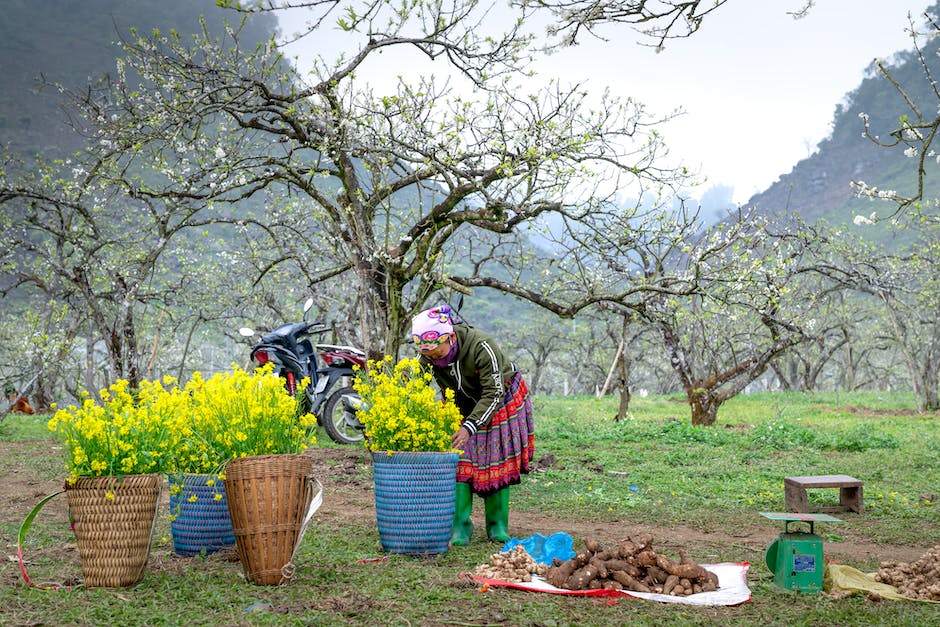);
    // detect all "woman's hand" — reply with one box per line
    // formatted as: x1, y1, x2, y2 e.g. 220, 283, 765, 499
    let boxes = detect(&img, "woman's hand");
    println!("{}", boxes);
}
451, 426, 470, 450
